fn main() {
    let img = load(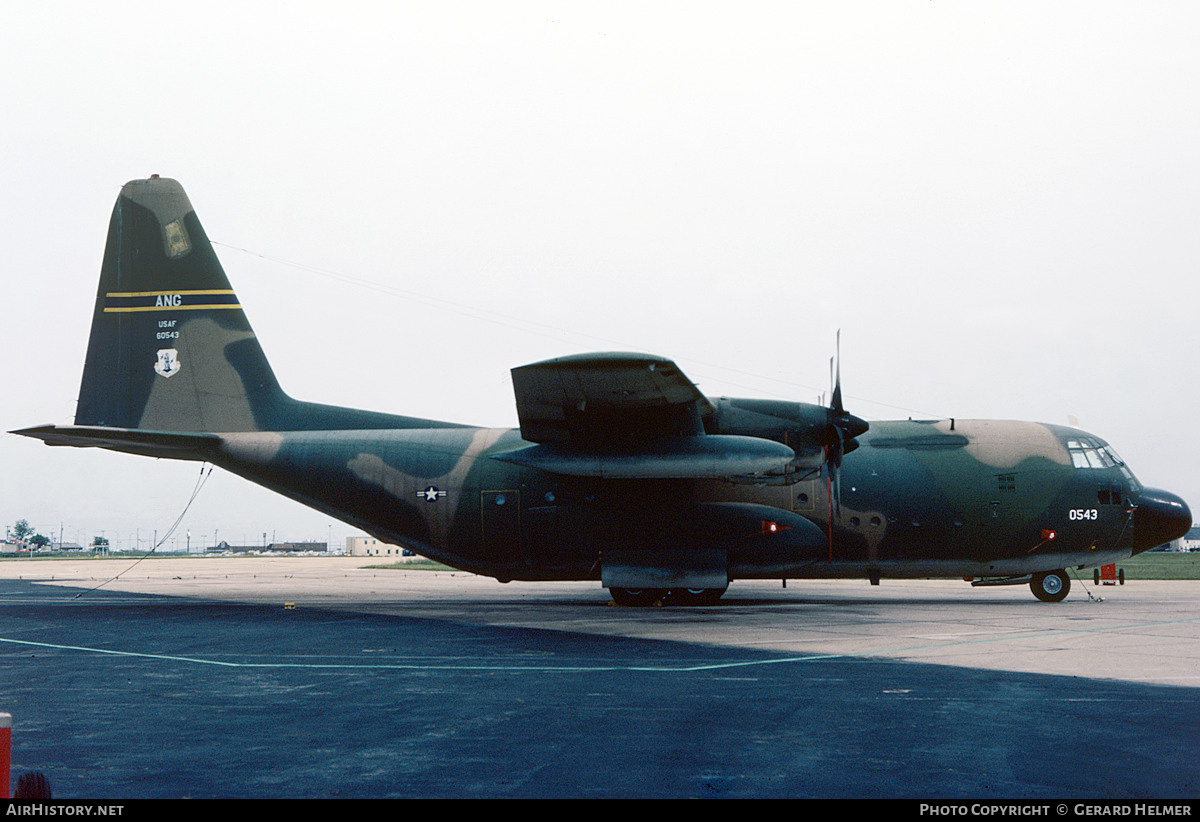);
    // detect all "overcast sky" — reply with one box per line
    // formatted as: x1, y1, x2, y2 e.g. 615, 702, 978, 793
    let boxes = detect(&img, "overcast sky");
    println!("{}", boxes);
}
2, 1, 1197, 550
